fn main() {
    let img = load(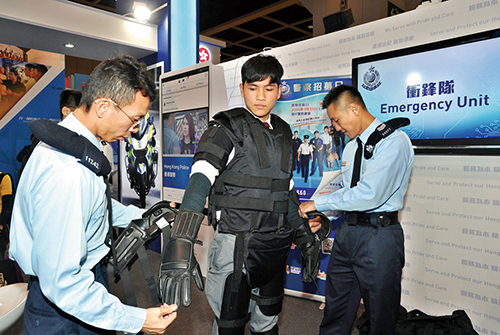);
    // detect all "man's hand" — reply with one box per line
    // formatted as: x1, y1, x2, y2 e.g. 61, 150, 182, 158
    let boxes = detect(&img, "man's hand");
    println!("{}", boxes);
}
142, 304, 177, 334
308, 216, 322, 234
299, 201, 317, 219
